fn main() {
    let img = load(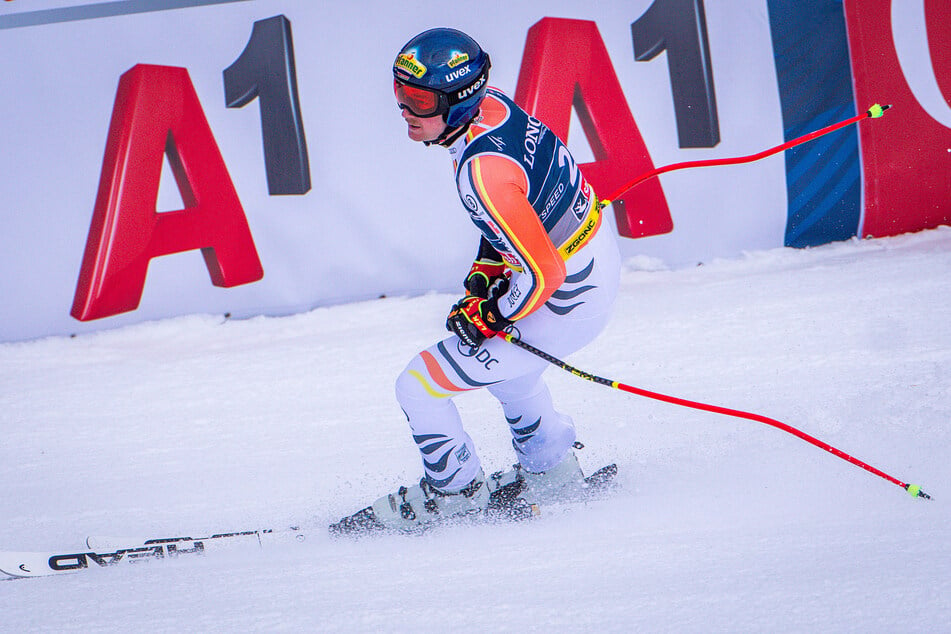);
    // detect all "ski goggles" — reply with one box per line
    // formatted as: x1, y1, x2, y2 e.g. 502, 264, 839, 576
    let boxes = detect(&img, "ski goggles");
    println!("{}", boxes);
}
393, 61, 490, 119
393, 79, 448, 118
